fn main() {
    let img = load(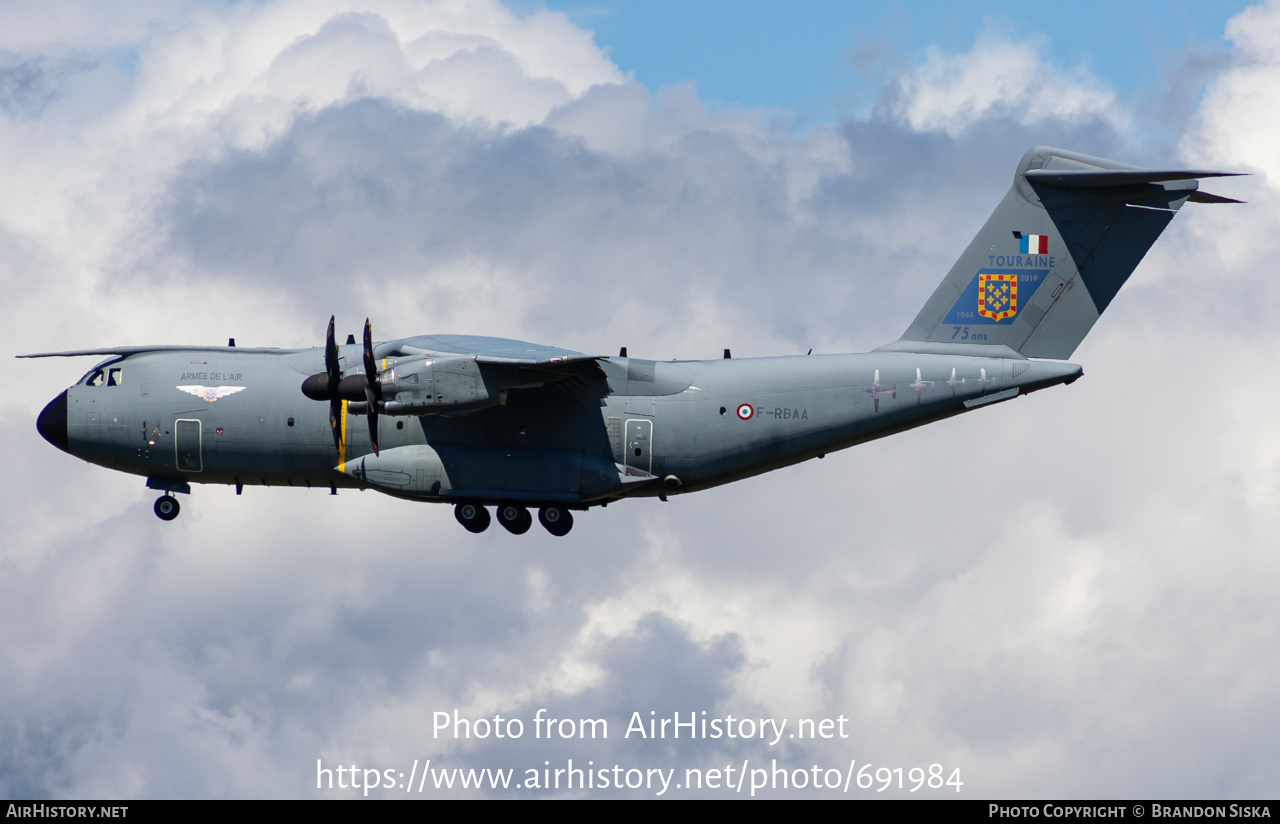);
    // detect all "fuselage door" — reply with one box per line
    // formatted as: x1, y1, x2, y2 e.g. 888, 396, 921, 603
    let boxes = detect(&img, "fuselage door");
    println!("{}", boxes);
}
176, 419, 203, 472
624, 418, 653, 475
